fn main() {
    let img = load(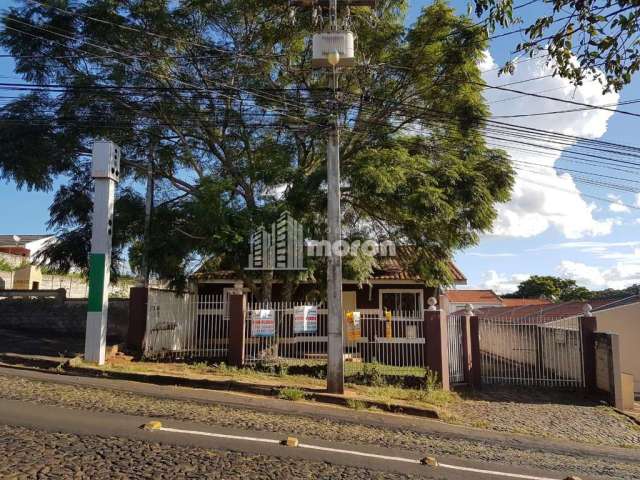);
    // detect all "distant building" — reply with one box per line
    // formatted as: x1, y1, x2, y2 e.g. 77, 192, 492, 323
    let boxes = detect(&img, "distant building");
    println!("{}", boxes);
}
0, 234, 55, 263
